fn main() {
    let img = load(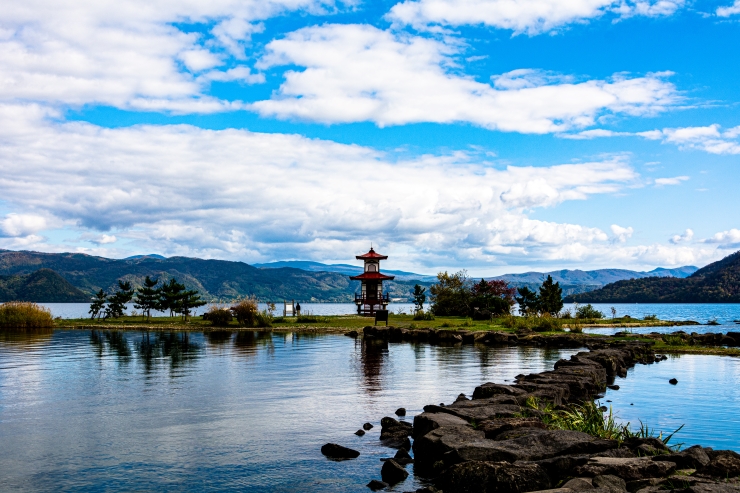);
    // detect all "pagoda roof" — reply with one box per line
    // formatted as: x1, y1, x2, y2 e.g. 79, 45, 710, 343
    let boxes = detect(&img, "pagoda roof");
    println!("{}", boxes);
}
356, 247, 388, 260
350, 271, 395, 281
